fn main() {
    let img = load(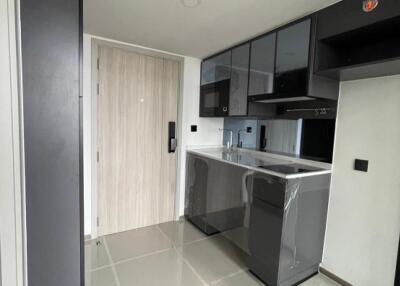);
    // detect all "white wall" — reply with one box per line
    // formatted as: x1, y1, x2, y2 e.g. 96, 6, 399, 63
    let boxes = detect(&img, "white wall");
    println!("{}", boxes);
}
0, 0, 24, 284
322, 75, 400, 286
177, 57, 224, 217
83, 34, 223, 236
